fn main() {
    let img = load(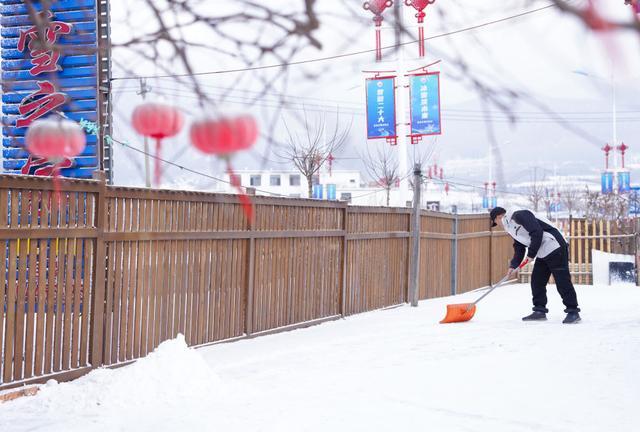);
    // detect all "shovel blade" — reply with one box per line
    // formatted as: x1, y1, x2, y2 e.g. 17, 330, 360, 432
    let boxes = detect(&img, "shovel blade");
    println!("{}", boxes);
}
439, 303, 476, 324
